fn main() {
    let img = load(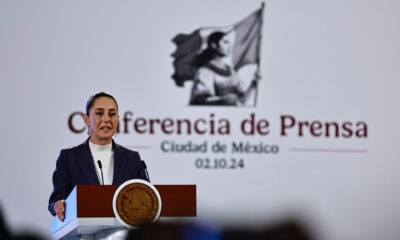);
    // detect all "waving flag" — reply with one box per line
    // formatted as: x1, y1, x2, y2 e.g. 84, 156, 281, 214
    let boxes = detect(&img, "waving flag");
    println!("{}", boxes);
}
171, 4, 264, 87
